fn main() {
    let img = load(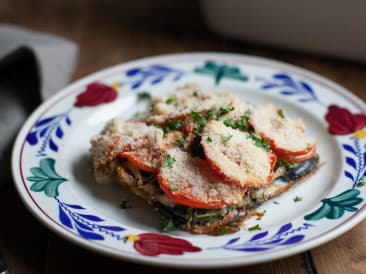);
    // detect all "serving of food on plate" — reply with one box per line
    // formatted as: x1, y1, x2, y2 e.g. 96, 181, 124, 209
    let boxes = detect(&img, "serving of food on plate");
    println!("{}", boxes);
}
12, 53, 366, 267
90, 83, 320, 235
